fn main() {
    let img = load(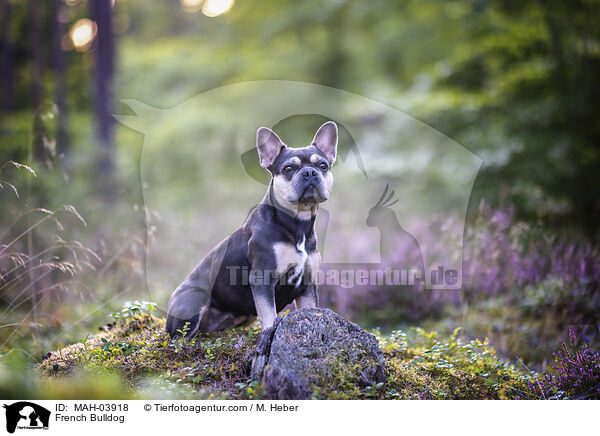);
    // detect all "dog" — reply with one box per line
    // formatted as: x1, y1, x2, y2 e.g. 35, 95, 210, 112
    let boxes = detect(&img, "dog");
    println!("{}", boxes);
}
166, 121, 338, 337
